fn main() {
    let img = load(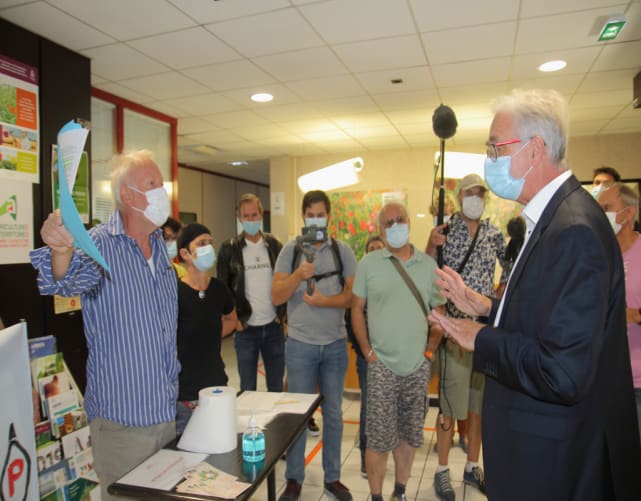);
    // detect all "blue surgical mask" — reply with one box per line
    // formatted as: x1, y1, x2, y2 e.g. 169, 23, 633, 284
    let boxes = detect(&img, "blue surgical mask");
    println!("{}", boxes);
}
242, 220, 261, 236
591, 184, 604, 199
192, 244, 216, 271
166, 240, 177, 260
305, 217, 327, 228
385, 223, 409, 248
484, 142, 532, 201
